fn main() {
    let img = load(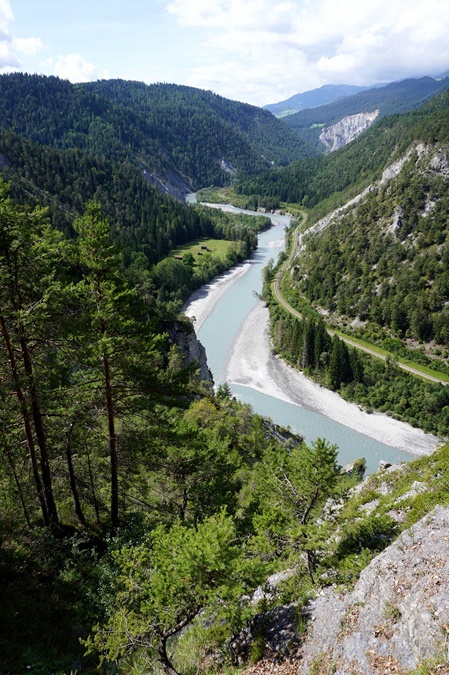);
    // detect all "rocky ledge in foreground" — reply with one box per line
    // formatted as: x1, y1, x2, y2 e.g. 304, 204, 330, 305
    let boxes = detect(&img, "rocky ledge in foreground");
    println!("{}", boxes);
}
303, 505, 449, 673
245, 506, 449, 674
